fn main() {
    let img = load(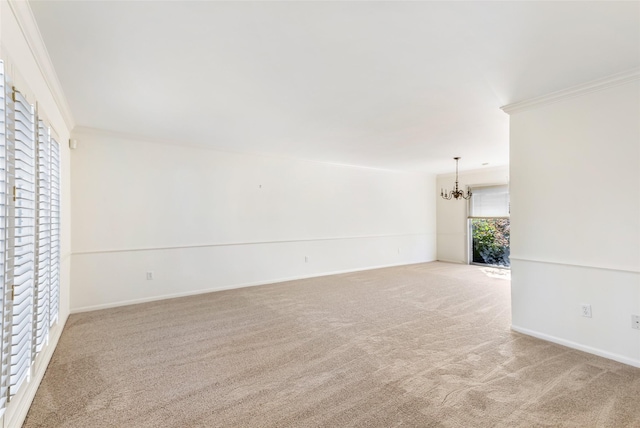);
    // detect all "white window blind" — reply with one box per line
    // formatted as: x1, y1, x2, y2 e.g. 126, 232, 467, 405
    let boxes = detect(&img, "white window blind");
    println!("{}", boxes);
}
49, 137, 60, 326
0, 61, 9, 416
9, 89, 36, 397
35, 120, 50, 354
469, 185, 509, 218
